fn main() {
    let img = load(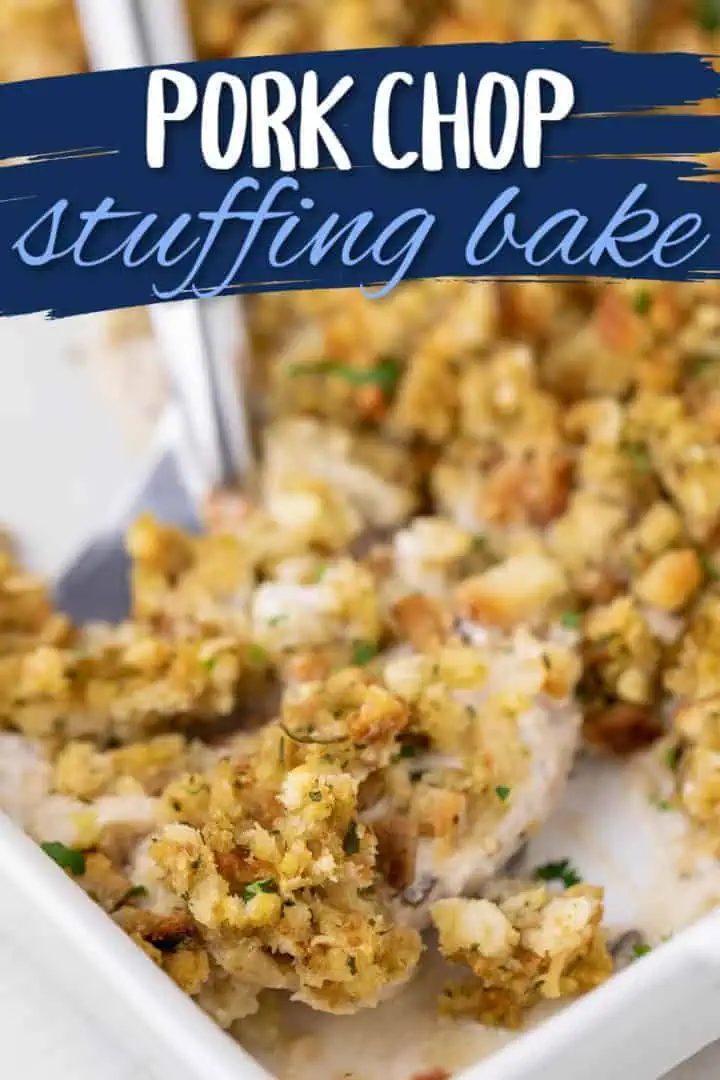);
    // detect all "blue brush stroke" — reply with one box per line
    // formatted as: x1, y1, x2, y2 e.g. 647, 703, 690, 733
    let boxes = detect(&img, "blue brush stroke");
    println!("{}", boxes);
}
0, 41, 717, 318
